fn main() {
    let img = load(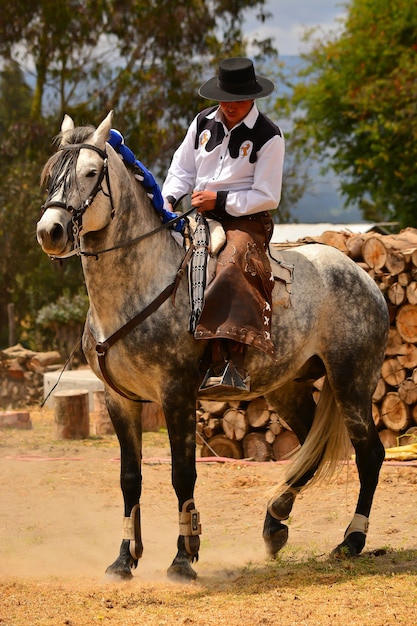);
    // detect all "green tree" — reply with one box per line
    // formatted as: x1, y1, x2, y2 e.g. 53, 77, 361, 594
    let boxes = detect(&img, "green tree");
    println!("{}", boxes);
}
0, 0, 275, 172
0, 62, 85, 349
0, 0, 280, 348
291, 0, 417, 227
